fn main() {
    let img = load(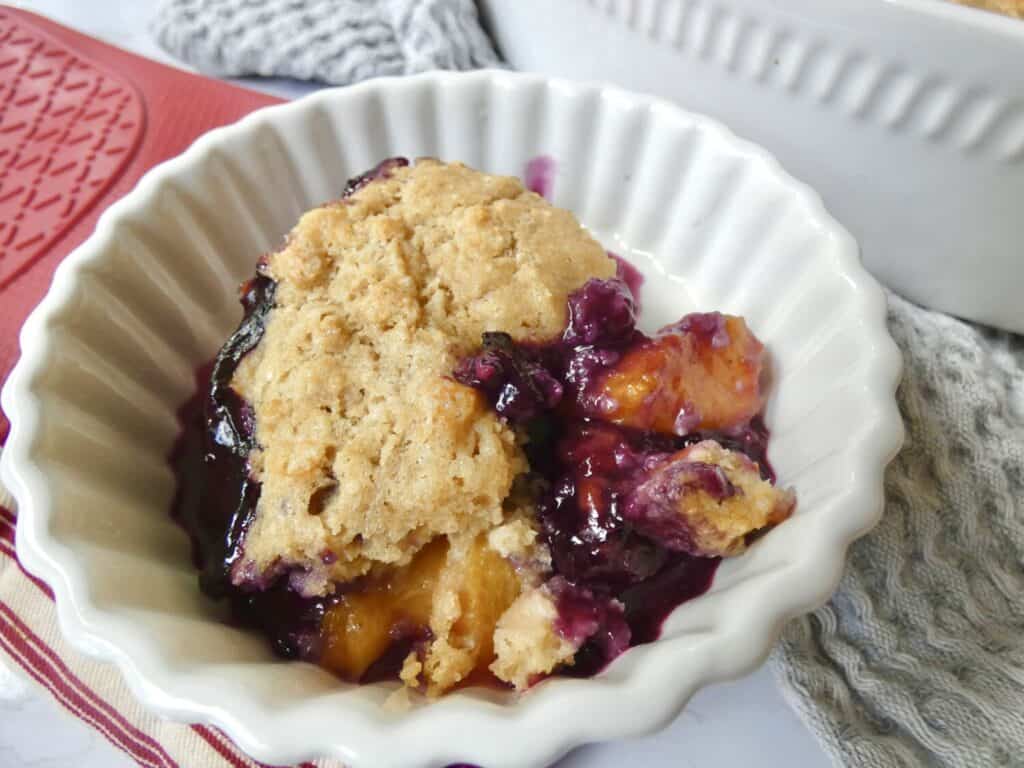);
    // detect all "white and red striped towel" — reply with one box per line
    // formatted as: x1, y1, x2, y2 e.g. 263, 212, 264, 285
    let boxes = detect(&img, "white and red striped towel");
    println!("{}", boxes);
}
0, 454, 343, 768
